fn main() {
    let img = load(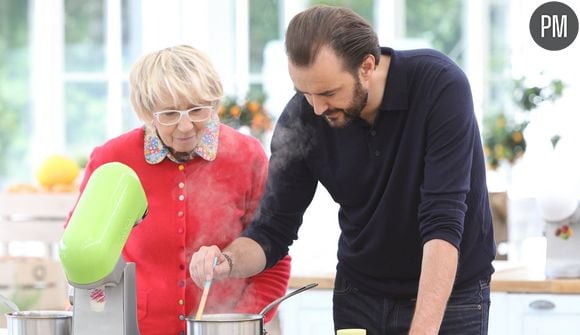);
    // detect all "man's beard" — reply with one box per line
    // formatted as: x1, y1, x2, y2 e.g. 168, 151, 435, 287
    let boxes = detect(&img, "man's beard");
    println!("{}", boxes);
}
324, 78, 368, 128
